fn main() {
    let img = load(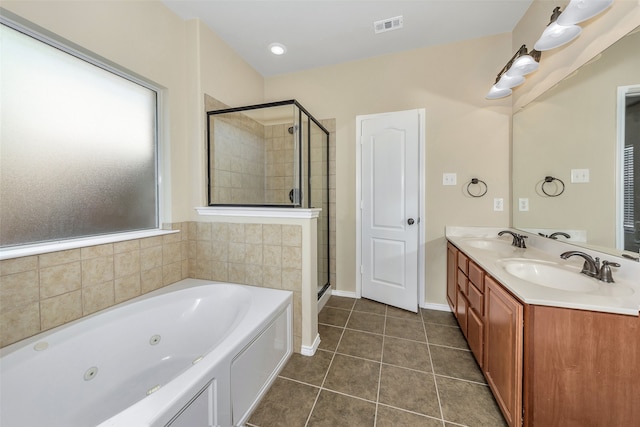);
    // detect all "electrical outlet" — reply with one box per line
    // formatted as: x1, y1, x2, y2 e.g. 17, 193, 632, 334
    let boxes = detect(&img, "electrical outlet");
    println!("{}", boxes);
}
571, 168, 590, 183
519, 198, 529, 211
494, 198, 504, 211
442, 173, 457, 186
